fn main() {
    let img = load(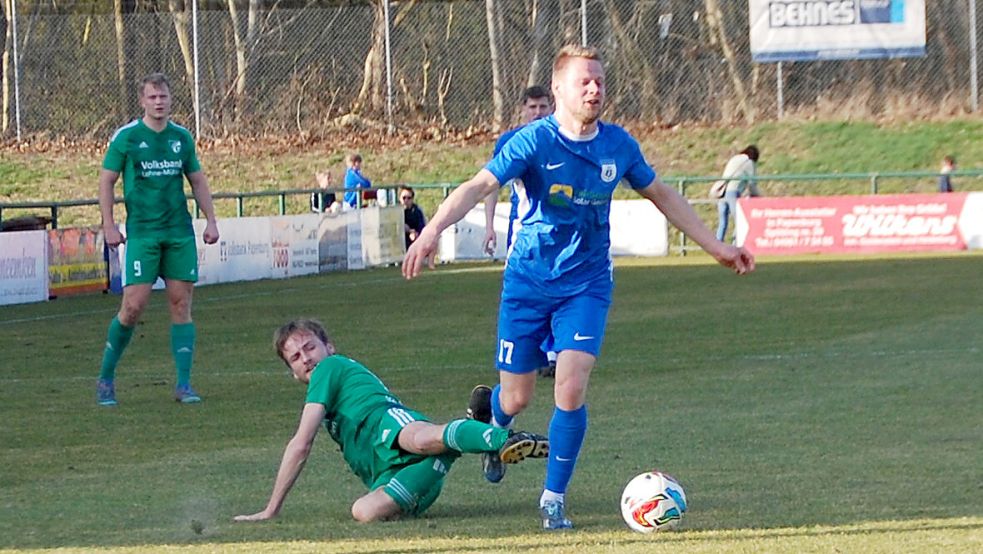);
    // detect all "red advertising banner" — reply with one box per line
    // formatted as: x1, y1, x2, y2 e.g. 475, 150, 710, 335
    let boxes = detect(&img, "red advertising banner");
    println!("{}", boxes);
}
738, 193, 969, 255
